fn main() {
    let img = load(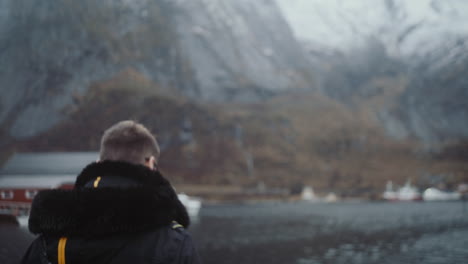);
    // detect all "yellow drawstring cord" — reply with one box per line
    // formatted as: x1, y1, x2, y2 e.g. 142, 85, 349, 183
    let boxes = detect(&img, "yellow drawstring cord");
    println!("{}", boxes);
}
93, 176, 102, 188
58, 237, 68, 264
